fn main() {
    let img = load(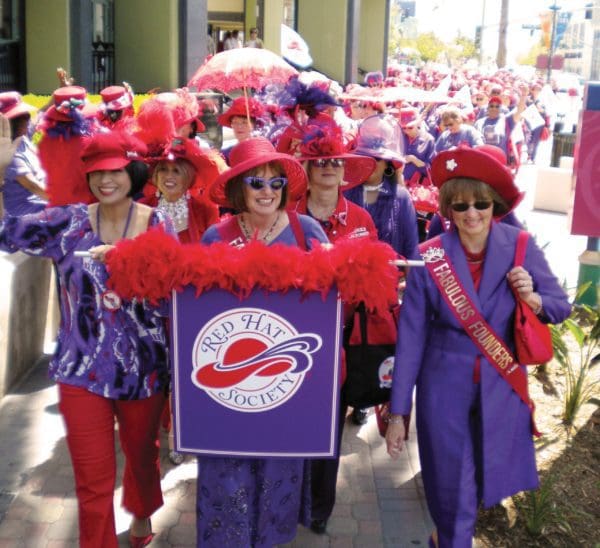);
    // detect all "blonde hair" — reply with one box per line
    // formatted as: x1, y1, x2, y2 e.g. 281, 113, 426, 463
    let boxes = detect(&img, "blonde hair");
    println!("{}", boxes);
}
153, 158, 195, 194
